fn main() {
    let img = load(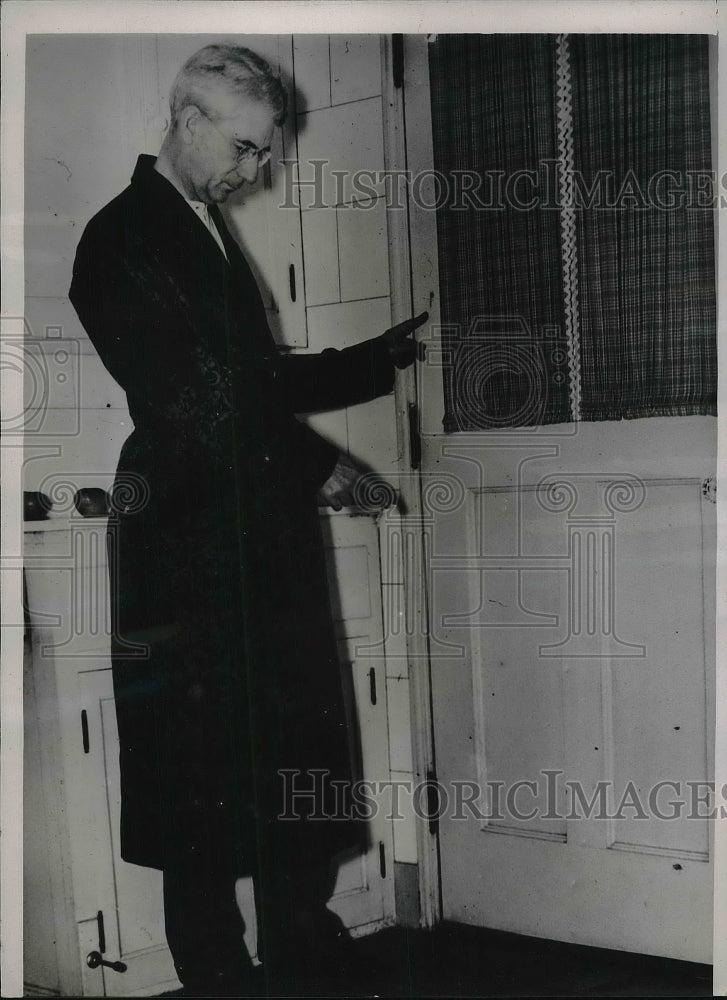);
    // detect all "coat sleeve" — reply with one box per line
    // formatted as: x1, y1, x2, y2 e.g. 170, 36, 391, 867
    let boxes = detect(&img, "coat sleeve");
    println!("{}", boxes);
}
278, 336, 396, 414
